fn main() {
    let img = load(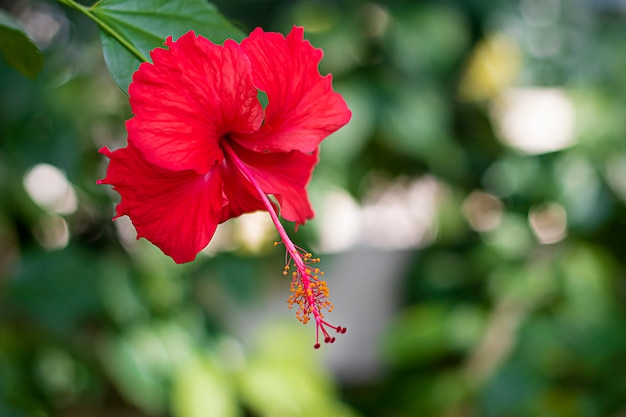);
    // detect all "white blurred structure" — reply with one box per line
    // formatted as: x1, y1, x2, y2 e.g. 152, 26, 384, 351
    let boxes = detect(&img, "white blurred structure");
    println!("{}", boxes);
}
491, 88, 576, 154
